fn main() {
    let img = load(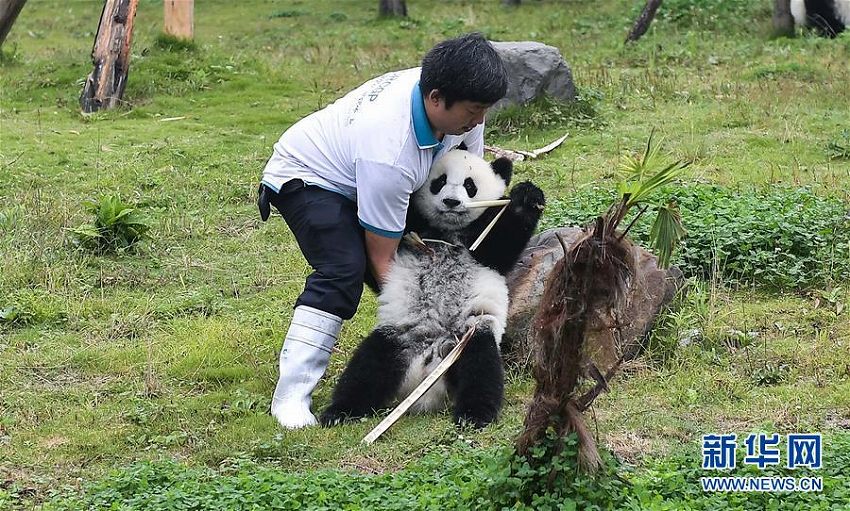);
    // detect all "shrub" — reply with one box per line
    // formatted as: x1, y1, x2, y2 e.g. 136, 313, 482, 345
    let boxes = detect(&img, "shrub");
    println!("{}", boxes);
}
543, 185, 850, 290
70, 195, 151, 254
